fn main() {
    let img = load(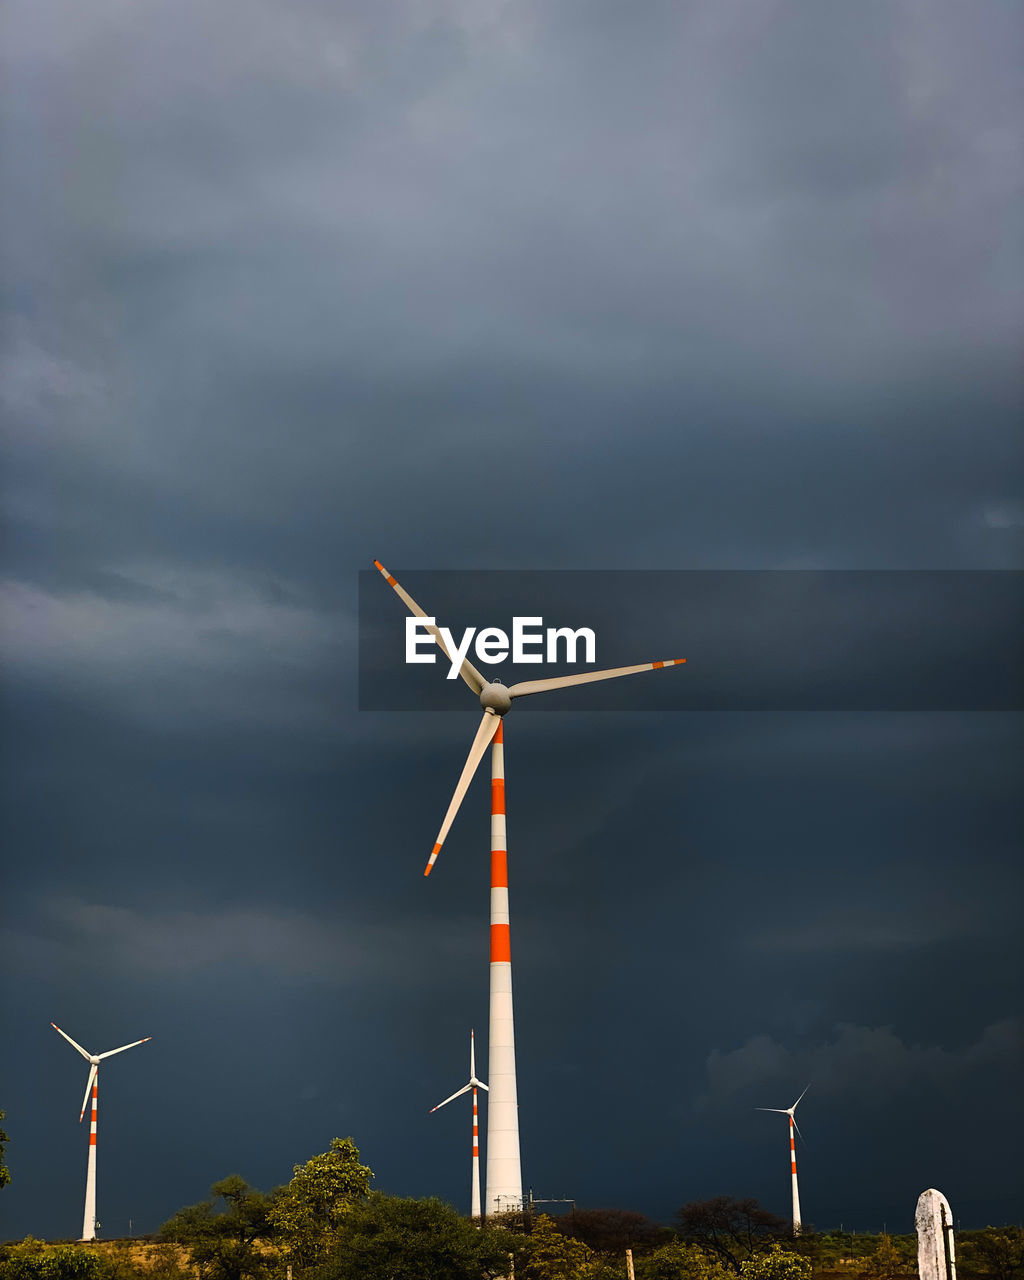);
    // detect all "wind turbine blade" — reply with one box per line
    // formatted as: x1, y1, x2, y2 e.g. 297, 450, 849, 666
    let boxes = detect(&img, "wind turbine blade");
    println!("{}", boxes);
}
508, 659, 685, 699
79, 1064, 98, 1122
476, 1081, 489, 1091
373, 560, 485, 694
470, 1029, 476, 1081
51, 1023, 92, 1061
424, 710, 500, 876
793, 1116, 806, 1145
98, 1036, 151, 1059
756, 1107, 790, 1113
792, 1083, 811, 1110
429, 1082, 473, 1112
